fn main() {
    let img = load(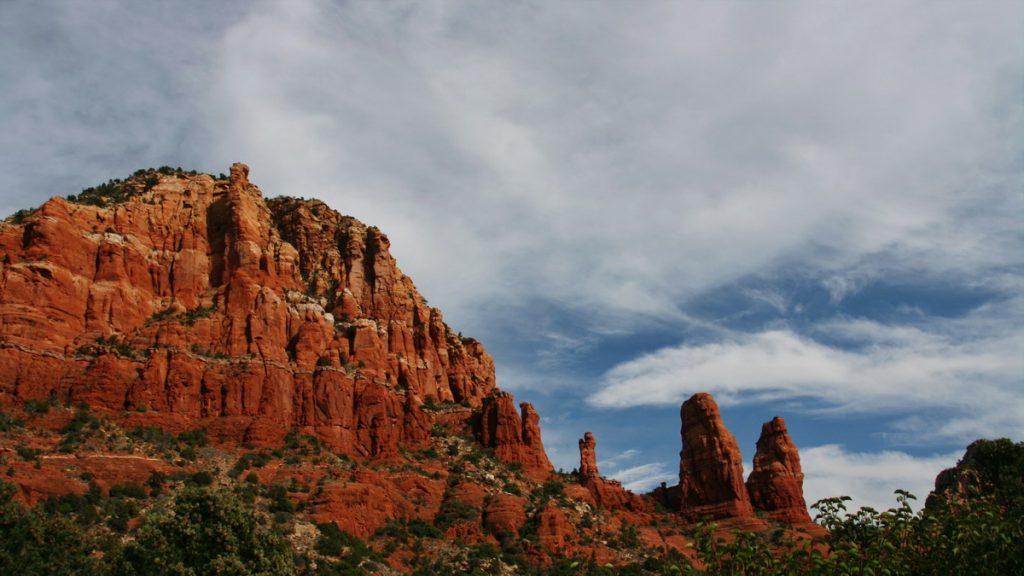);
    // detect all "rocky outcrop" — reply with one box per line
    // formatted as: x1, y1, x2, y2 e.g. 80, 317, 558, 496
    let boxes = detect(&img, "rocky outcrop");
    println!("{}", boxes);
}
577, 431, 645, 511
678, 393, 754, 521
475, 391, 552, 480
745, 416, 811, 524
0, 164, 507, 460
535, 504, 575, 553
483, 493, 528, 538
579, 432, 599, 479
